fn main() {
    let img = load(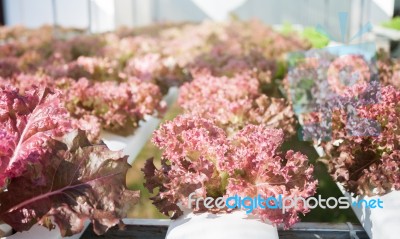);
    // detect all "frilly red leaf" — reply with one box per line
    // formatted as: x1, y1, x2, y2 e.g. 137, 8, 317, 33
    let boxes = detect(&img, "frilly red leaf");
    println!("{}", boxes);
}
324, 85, 400, 196
179, 72, 296, 137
